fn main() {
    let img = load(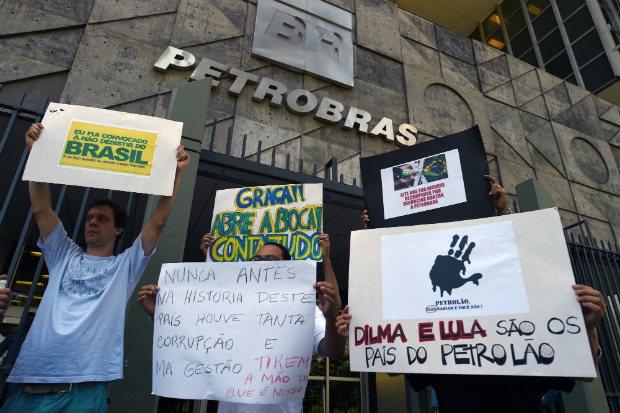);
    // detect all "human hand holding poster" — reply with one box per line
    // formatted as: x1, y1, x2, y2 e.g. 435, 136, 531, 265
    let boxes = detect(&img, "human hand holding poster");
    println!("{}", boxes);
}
208, 184, 323, 261
360, 126, 495, 228
152, 260, 317, 402
22, 103, 182, 196
347, 208, 596, 378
